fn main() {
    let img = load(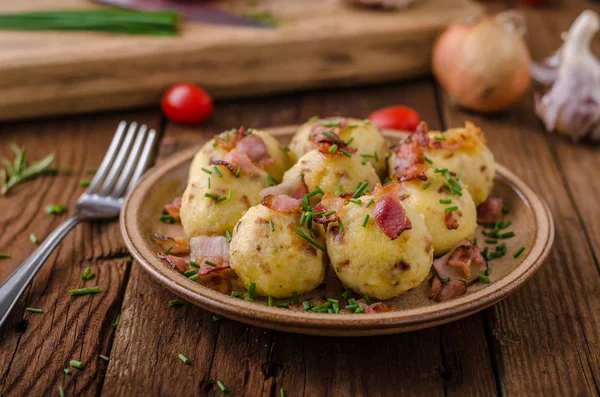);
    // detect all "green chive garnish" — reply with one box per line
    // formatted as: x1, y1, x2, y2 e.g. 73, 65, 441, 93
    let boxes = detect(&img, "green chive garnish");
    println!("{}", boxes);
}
204, 260, 217, 267
363, 294, 372, 305
178, 354, 191, 365
337, 218, 344, 231
213, 166, 222, 177
308, 115, 320, 122
439, 199, 452, 204
423, 182, 432, 190
236, 167, 242, 177
280, 387, 286, 397
322, 120, 341, 127
79, 179, 91, 188
213, 314, 223, 321
64, 368, 70, 374
268, 296, 274, 307
337, 184, 342, 195
295, 227, 326, 252
362, 214, 370, 227
189, 274, 199, 281
502, 204, 510, 214
292, 291, 299, 304
513, 246, 525, 258
269, 219, 275, 232
69, 286, 101, 296
59, 386, 65, 397
333, 302, 340, 313
303, 301, 312, 310
424, 156, 433, 164
164, 246, 173, 255
112, 314, 120, 329
341, 289, 352, 299
201, 167, 212, 175
500, 232, 515, 239
349, 198, 362, 205
485, 239, 498, 244
340, 149, 351, 157
305, 186, 324, 198
434, 136, 446, 141
168, 299, 181, 307
81, 267, 95, 280
445, 206, 459, 213
352, 181, 368, 198
328, 144, 338, 153
205, 193, 219, 200
477, 274, 490, 284
355, 307, 364, 313
99, 354, 109, 362
25, 307, 42, 313
70, 360, 84, 369
365, 198, 374, 208
188, 261, 200, 269
227, 189, 233, 201
160, 214, 175, 223
29, 233, 39, 245
276, 302, 289, 308
0, 253, 10, 259
282, 146, 290, 152
45, 204, 67, 215
183, 269, 196, 277
208, 177, 211, 189
226, 230, 232, 243
247, 283, 256, 301
267, 175, 277, 186
217, 380, 227, 393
